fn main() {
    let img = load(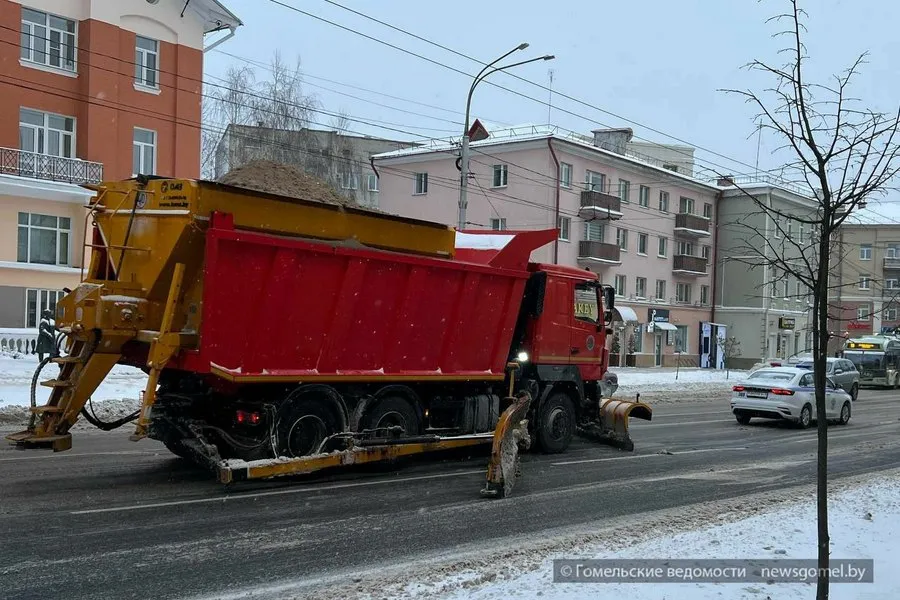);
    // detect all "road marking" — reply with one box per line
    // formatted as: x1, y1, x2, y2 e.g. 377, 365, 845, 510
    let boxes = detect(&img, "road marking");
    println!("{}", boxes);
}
637, 418, 734, 427
0, 450, 158, 462
652, 410, 725, 418
551, 446, 747, 466
69, 469, 486, 515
